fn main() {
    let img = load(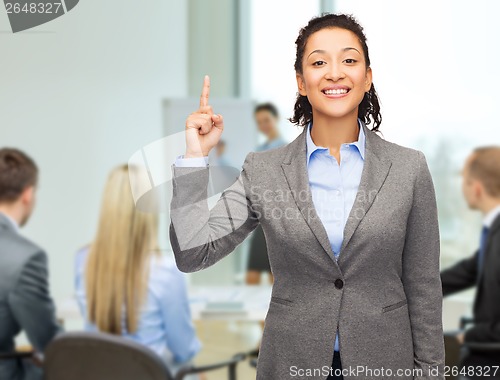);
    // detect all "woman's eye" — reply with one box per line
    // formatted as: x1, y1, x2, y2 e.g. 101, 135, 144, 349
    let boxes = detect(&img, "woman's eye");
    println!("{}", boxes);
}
312, 61, 326, 66
344, 59, 357, 64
